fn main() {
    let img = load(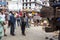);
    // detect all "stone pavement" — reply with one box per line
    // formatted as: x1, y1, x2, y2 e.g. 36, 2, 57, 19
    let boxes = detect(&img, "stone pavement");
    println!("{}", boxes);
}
2, 25, 58, 40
